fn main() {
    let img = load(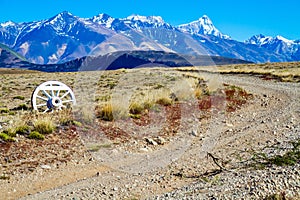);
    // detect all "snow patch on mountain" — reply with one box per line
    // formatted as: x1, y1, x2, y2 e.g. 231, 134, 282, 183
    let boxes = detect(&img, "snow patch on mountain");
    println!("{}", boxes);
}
19, 42, 30, 55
